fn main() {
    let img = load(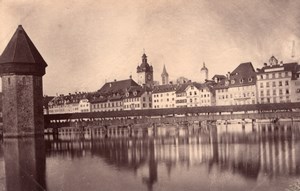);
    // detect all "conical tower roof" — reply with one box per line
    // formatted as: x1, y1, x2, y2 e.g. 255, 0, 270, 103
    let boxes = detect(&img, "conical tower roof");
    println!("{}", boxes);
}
0, 25, 47, 67
0, 25, 47, 76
